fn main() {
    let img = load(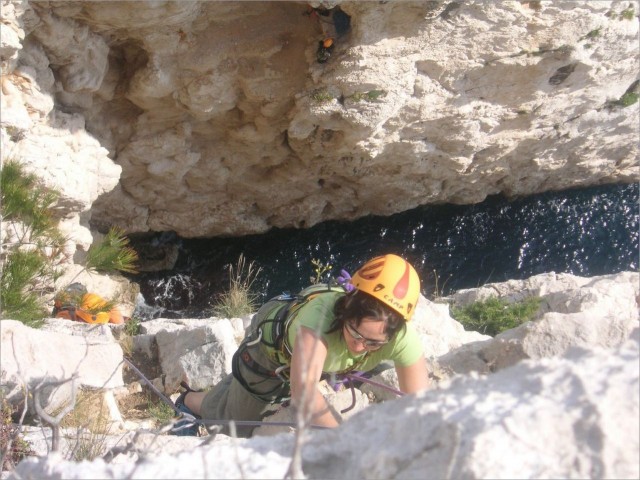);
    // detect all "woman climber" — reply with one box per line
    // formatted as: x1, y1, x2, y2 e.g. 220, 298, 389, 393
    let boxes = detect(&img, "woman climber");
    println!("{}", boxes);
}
172, 253, 429, 437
